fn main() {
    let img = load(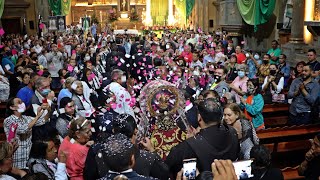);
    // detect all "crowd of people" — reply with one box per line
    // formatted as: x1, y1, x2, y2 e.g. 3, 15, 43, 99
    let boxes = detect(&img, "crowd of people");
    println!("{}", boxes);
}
0, 26, 319, 180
